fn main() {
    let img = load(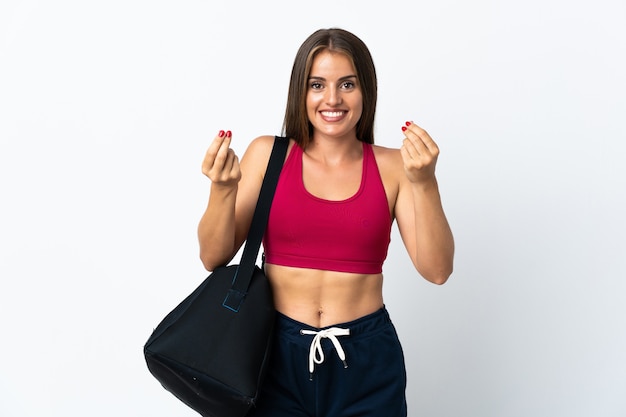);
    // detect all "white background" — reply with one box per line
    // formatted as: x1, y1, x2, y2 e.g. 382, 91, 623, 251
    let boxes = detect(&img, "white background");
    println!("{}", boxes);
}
1, 1, 625, 416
